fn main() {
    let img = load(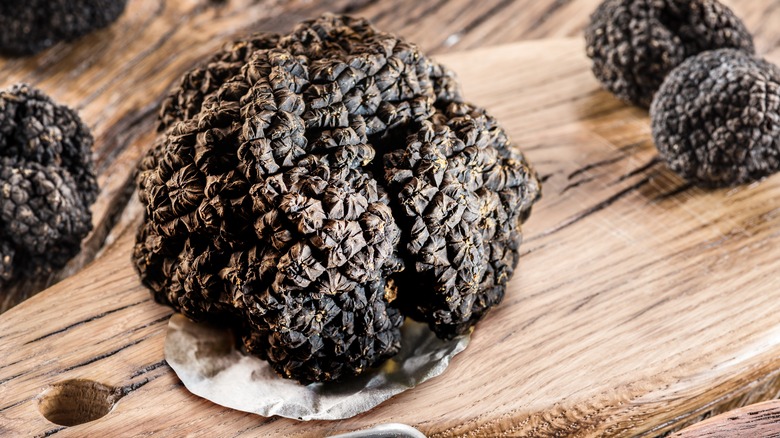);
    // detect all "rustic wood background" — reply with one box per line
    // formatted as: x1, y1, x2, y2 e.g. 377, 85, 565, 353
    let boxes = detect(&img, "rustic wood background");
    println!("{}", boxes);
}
1, 0, 780, 437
